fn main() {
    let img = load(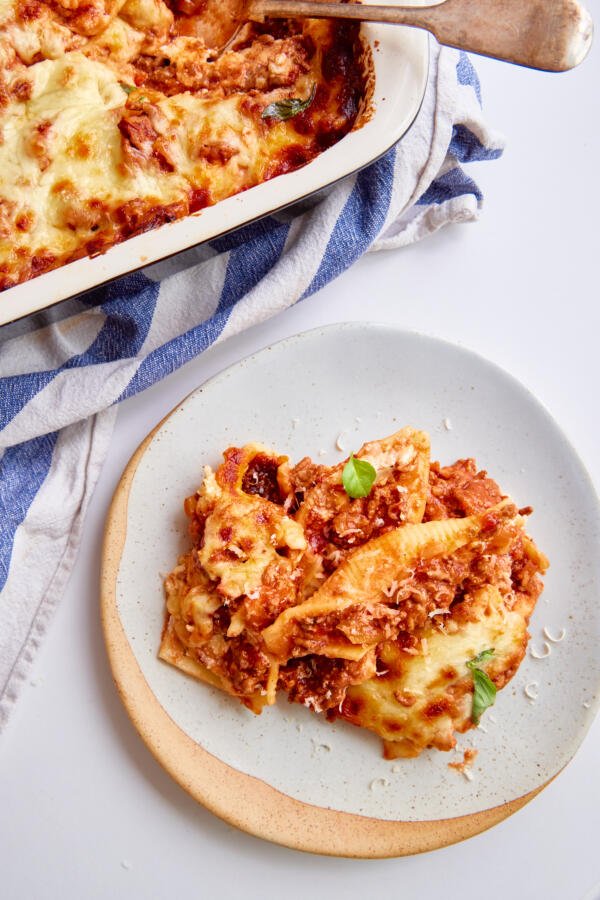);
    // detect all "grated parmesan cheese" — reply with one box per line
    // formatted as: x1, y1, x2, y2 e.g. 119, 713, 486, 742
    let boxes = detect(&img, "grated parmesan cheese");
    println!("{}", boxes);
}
335, 432, 348, 452
524, 681, 539, 702
543, 625, 566, 643
369, 777, 390, 791
530, 641, 551, 659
